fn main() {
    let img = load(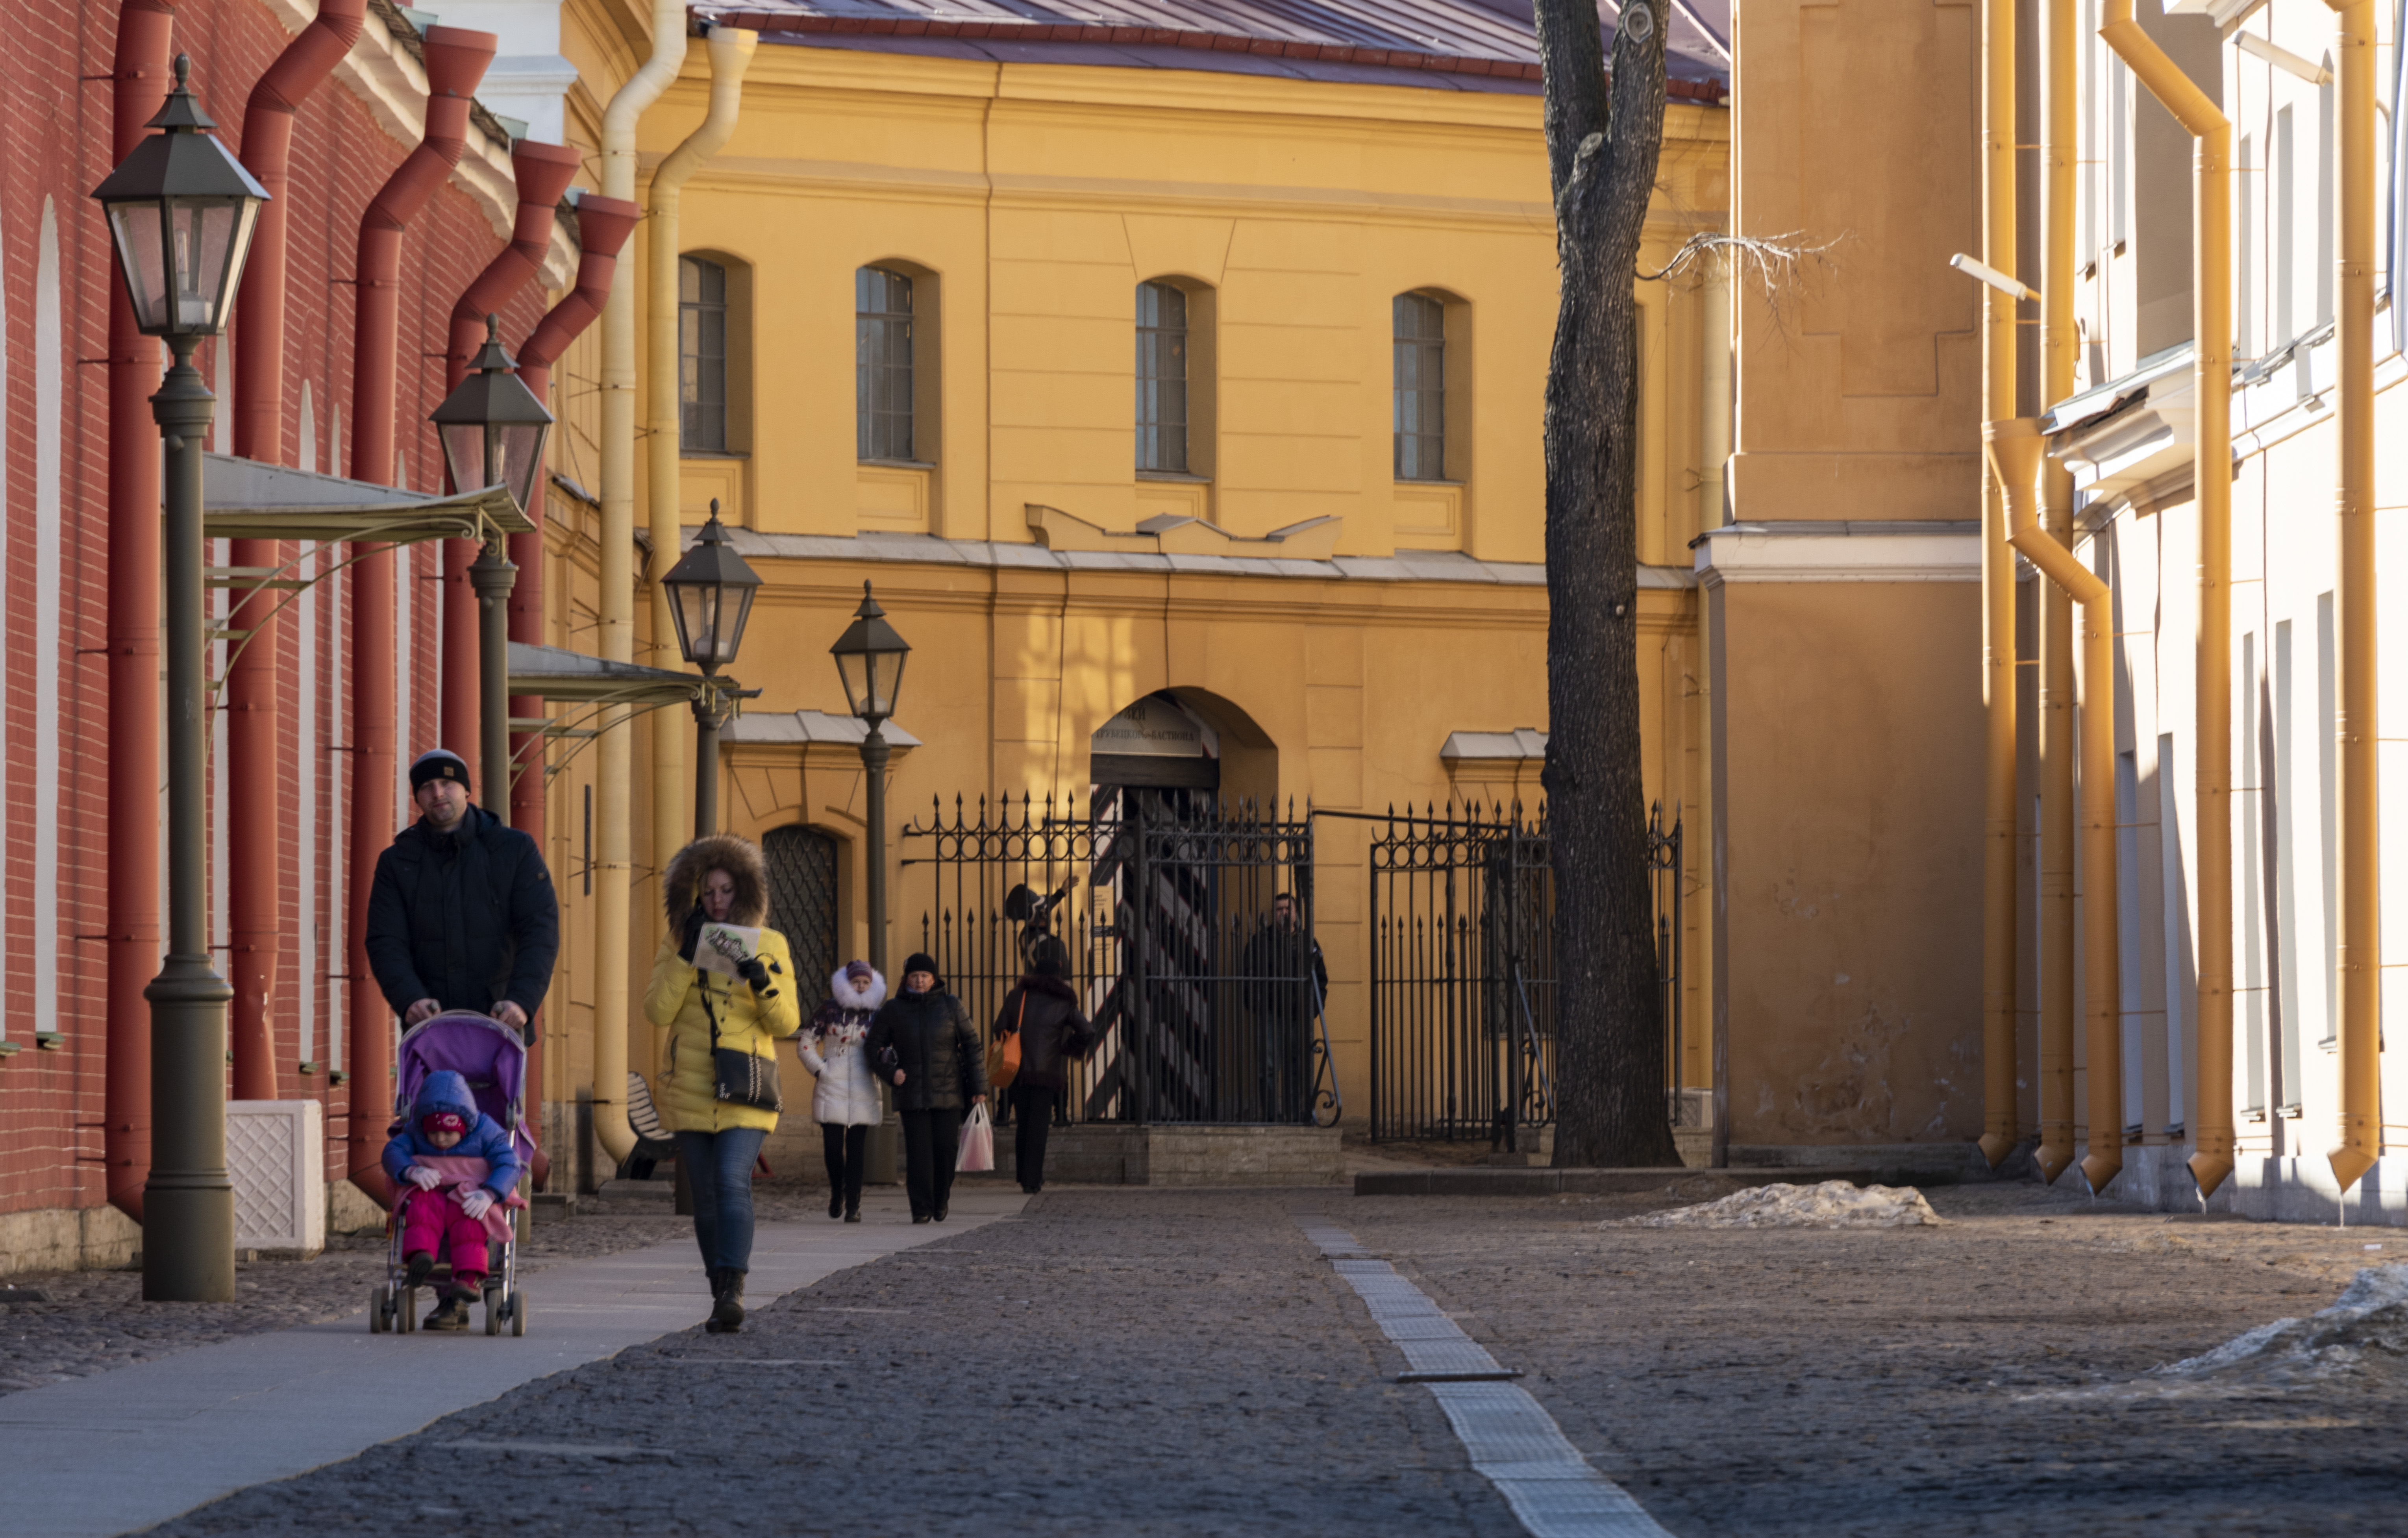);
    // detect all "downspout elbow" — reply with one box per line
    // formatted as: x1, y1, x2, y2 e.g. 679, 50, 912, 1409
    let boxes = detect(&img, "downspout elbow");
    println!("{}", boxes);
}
446, 141, 584, 387
653, 27, 761, 201
519, 197, 641, 373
